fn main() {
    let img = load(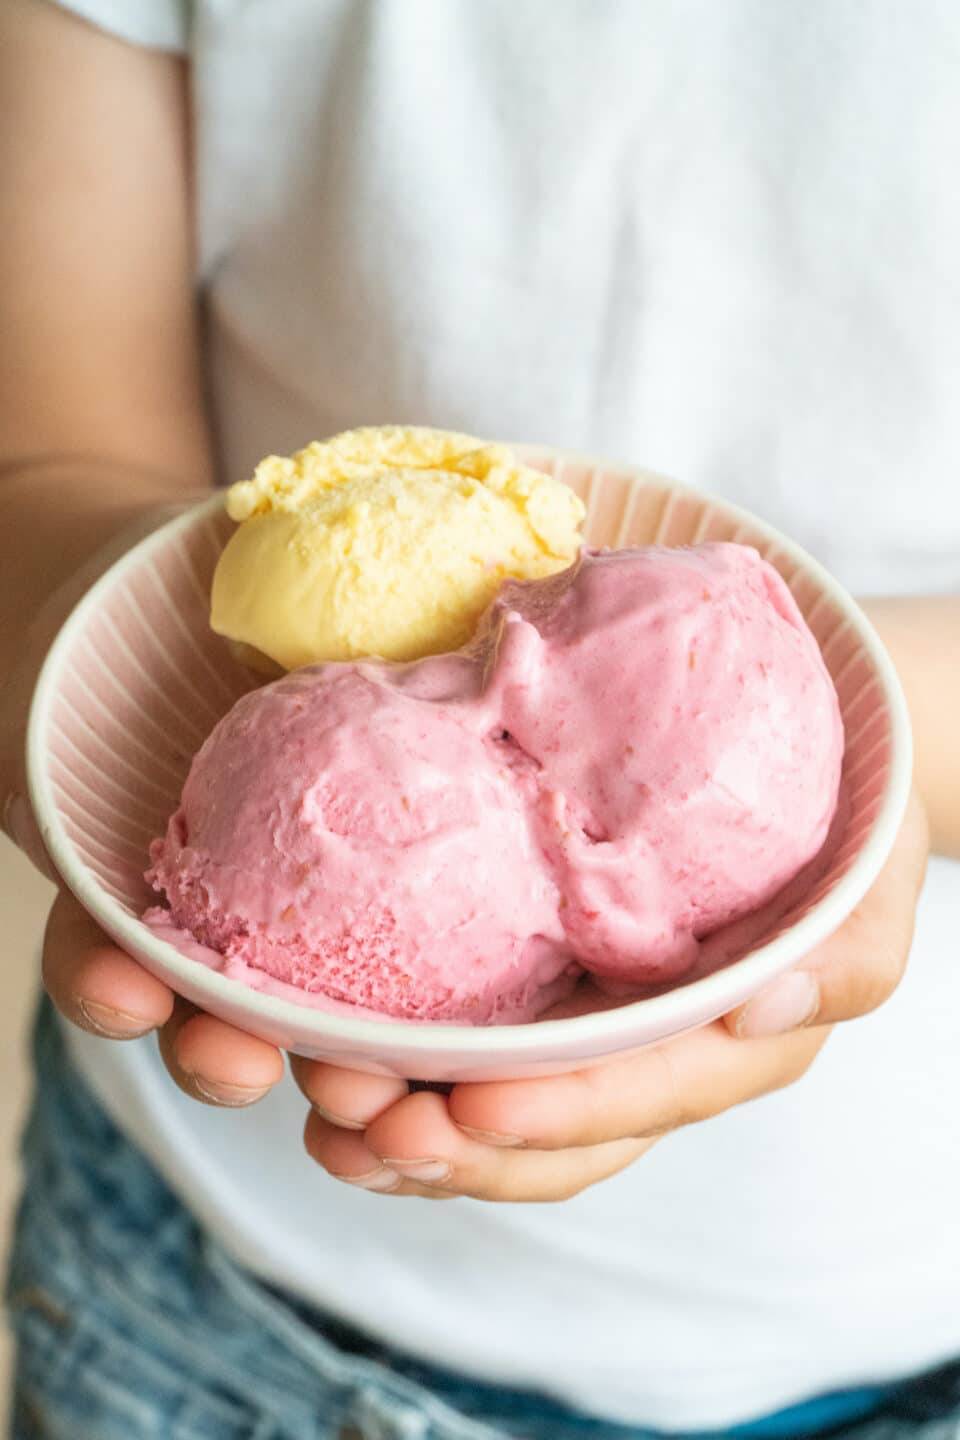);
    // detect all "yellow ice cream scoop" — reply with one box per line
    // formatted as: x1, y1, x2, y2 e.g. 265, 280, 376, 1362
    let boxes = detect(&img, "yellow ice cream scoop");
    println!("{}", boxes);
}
210, 426, 585, 670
